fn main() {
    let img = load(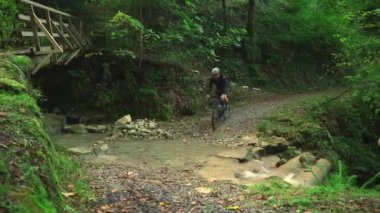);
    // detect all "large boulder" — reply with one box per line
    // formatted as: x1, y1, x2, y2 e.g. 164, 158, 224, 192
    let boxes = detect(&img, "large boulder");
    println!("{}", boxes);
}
79, 113, 109, 124
63, 124, 88, 134
216, 147, 264, 162
284, 158, 331, 187
115, 114, 132, 126
85, 125, 108, 133
260, 136, 290, 153
43, 113, 66, 134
